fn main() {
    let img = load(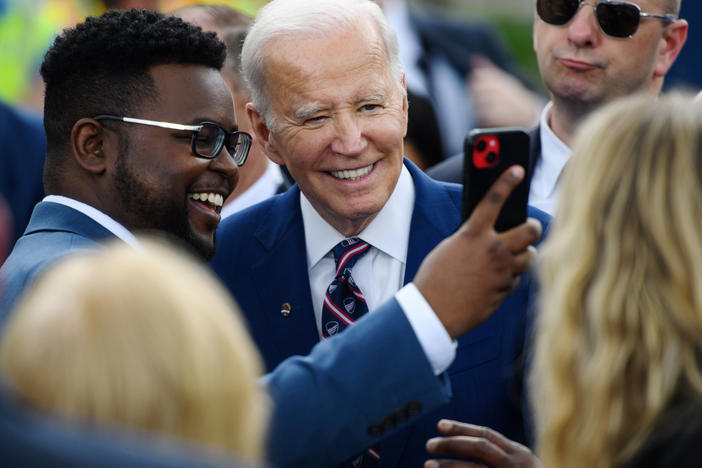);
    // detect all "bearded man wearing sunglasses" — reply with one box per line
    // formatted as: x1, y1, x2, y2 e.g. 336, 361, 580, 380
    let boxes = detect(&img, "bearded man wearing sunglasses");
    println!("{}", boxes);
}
429, 0, 687, 216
